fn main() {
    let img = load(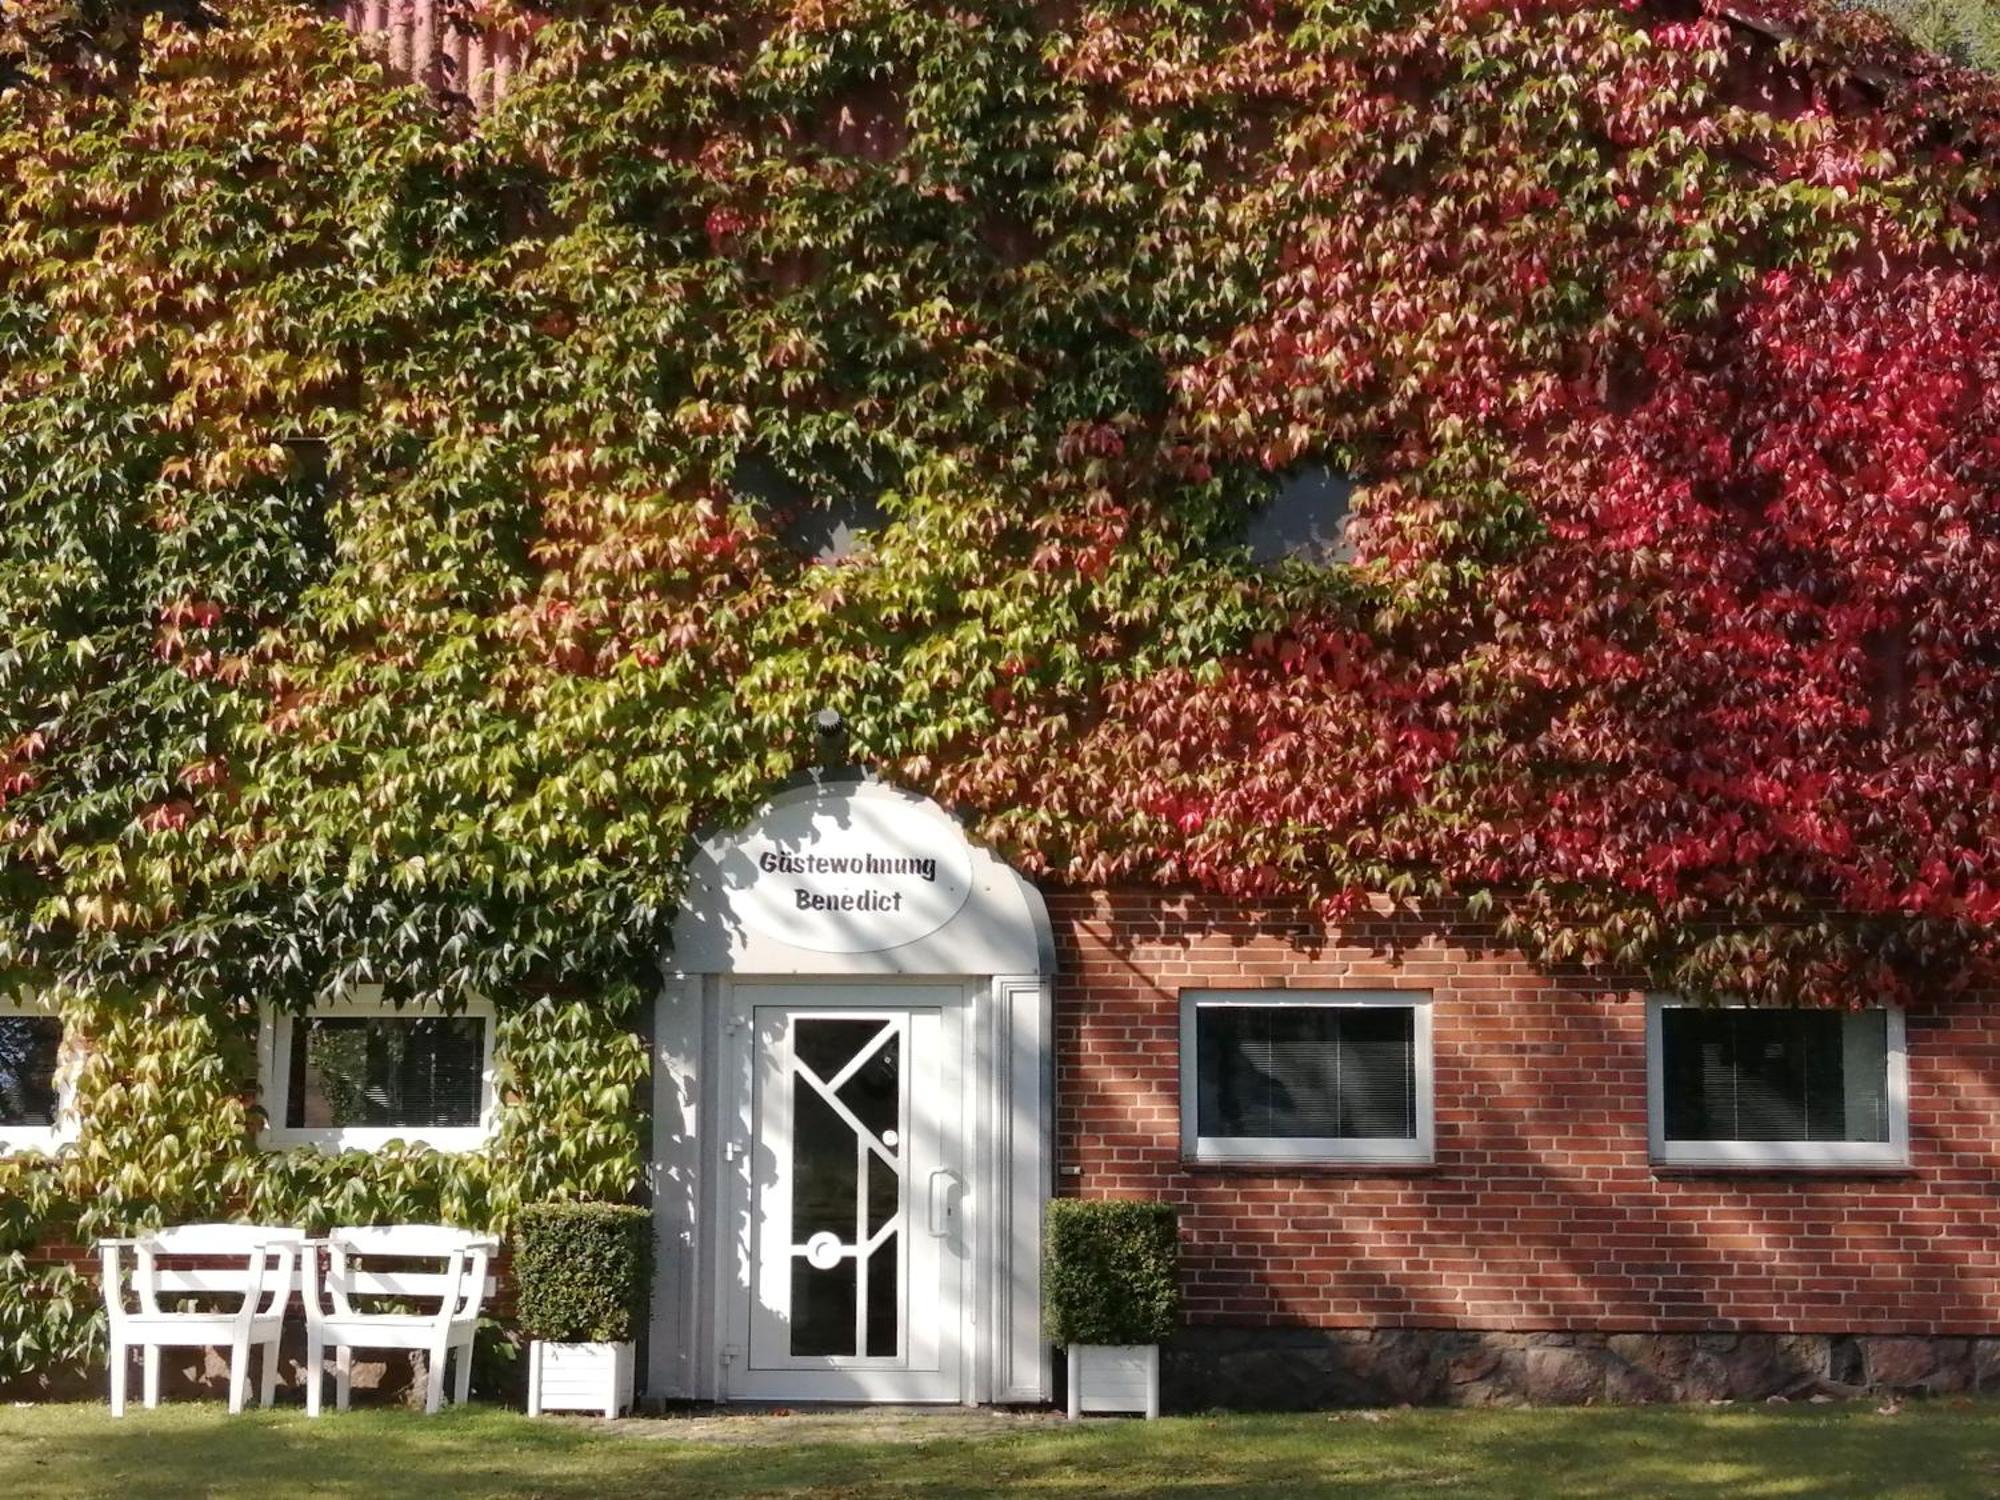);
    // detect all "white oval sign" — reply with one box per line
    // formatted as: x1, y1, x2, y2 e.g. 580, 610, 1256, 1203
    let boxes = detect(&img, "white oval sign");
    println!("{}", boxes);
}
696, 788, 974, 955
